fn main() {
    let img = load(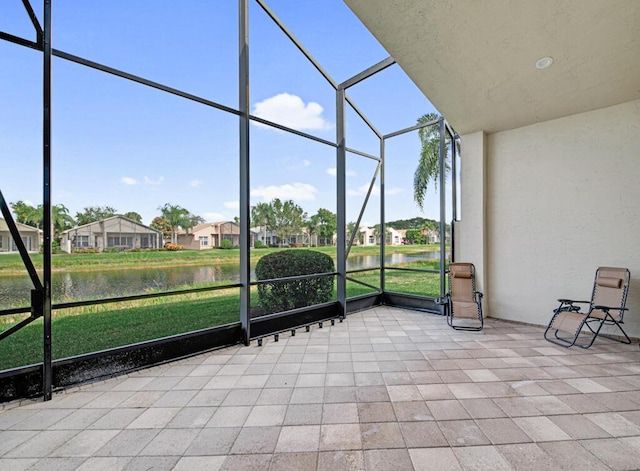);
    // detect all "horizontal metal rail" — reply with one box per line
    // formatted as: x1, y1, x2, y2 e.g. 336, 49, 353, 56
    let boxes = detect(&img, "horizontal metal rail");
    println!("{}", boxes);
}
384, 266, 441, 274
0, 282, 243, 317
383, 116, 440, 139
251, 271, 337, 286
52, 50, 241, 116
346, 267, 380, 275
0, 31, 40, 50
249, 115, 337, 147
0, 306, 32, 316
